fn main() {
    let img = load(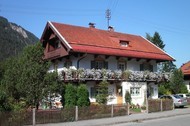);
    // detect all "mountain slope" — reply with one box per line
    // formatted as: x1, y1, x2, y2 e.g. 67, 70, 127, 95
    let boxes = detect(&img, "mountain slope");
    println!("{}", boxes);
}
0, 16, 39, 61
